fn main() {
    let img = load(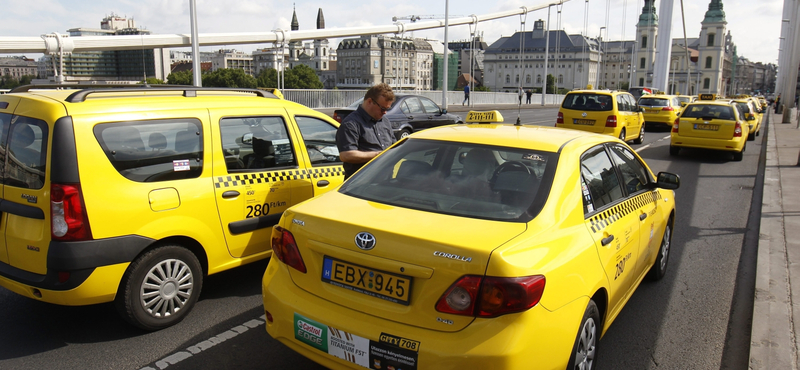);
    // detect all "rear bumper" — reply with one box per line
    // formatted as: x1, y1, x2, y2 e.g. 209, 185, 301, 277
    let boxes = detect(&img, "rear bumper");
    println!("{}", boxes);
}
670, 135, 746, 152
0, 234, 154, 305
262, 258, 586, 370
